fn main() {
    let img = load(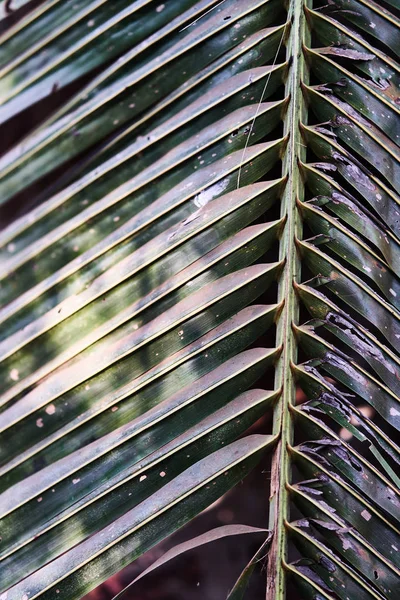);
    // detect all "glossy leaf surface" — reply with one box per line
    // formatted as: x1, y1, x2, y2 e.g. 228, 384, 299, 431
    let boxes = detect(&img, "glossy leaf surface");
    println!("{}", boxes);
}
0, 1, 399, 599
